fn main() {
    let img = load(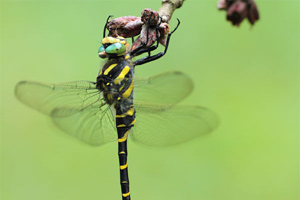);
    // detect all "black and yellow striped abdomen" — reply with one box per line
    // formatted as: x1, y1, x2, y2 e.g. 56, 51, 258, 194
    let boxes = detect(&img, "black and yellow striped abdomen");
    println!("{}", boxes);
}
97, 58, 136, 200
